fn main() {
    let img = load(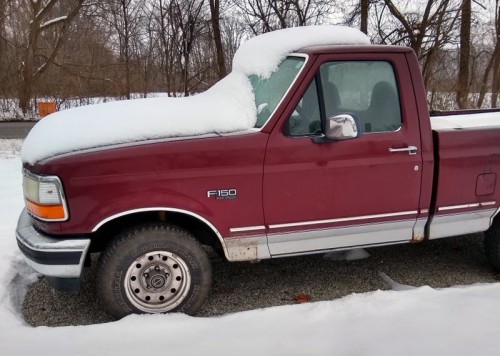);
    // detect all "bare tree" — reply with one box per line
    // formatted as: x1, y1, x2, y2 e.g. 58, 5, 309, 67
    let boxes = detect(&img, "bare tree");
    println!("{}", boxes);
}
473, 0, 499, 108
375, 0, 460, 87
137, 9, 160, 97
16, 0, 85, 113
222, 16, 246, 69
100, 0, 145, 99
492, 0, 500, 107
119, 0, 132, 99
154, 0, 176, 95
0, 0, 5, 39
0, 0, 9, 92
168, 0, 206, 96
0, 0, 18, 106
209, 0, 227, 79
380, 1, 457, 54
151, 0, 210, 96
457, 0, 471, 108
233, 0, 332, 35
343, 0, 378, 35
360, 0, 369, 34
